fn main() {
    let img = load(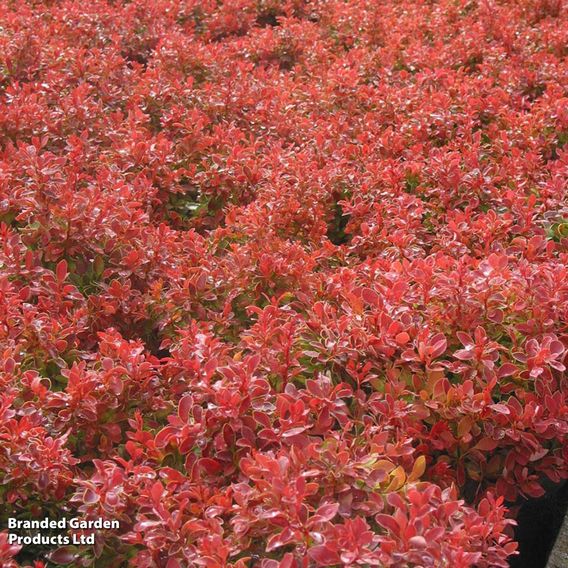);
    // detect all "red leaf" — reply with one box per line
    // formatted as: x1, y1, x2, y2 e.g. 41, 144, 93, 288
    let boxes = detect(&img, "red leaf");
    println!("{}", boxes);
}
56, 259, 68, 282
395, 331, 410, 345
409, 536, 428, 548
361, 287, 380, 306
498, 363, 518, 377
151, 481, 164, 503
154, 426, 178, 448
266, 527, 297, 552
308, 545, 340, 565
488, 403, 510, 415
311, 502, 339, 524
375, 514, 400, 535
474, 437, 499, 451
179, 396, 192, 422
429, 334, 447, 358
50, 548, 78, 565
198, 458, 222, 475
